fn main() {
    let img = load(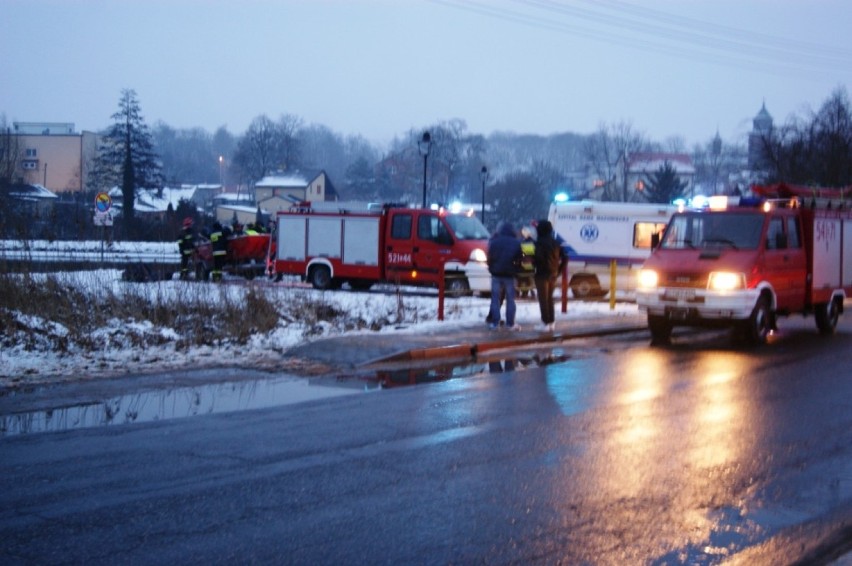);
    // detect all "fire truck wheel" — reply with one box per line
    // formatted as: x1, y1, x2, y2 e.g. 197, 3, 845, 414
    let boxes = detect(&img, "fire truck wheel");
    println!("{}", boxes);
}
743, 295, 771, 345
445, 277, 470, 297
647, 314, 672, 345
570, 276, 603, 300
815, 299, 840, 334
309, 265, 332, 290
